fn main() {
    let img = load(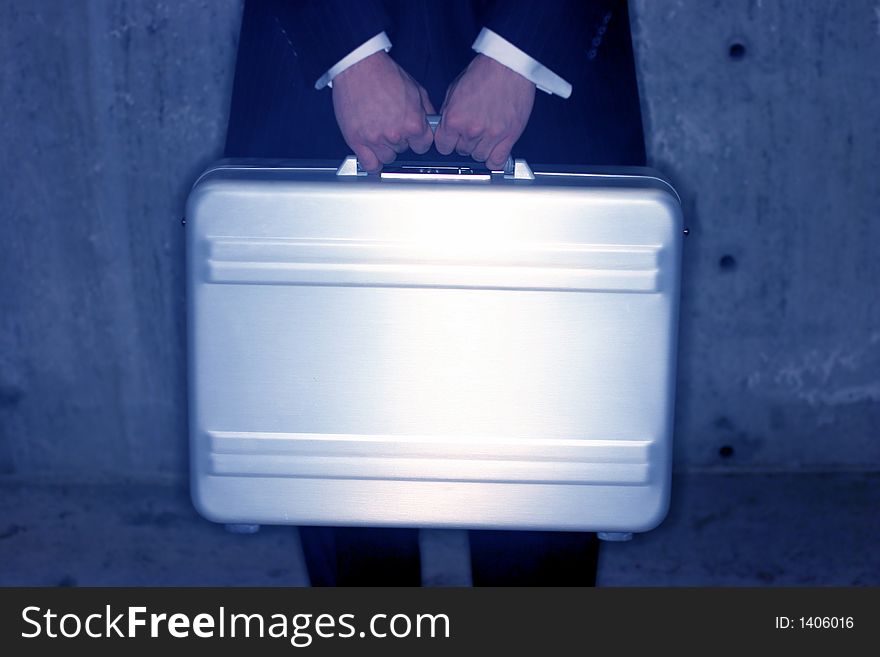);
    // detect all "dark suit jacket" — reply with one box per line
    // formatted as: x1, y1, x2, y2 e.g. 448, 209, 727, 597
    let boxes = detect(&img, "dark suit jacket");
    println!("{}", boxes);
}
226, 0, 645, 166
273, 1, 614, 98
